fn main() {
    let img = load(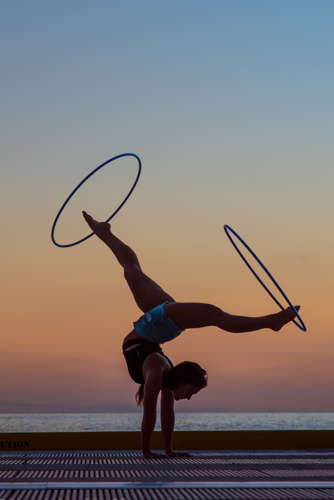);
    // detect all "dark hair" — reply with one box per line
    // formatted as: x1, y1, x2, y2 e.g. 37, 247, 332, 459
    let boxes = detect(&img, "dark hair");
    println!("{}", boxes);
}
135, 384, 145, 407
164, 361, 208, 390
135, 361, 208, 407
